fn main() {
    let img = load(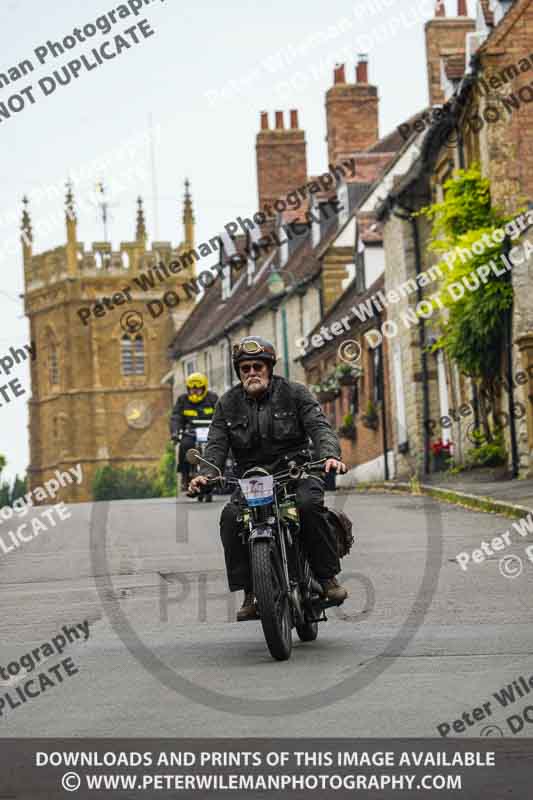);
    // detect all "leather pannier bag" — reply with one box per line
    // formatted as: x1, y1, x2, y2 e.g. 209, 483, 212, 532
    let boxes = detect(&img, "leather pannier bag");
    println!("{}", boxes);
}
328, 508, 354, 559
